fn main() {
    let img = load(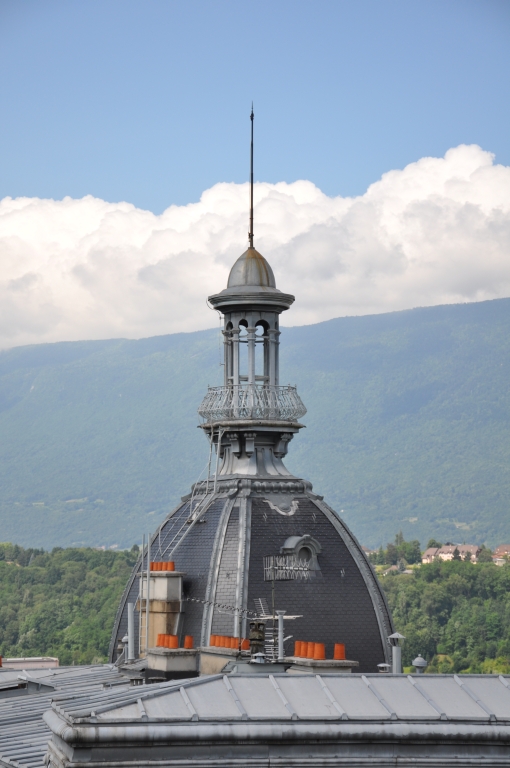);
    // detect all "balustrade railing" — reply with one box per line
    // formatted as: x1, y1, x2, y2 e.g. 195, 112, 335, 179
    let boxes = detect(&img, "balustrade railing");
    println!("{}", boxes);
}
198, 384, 306, 422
